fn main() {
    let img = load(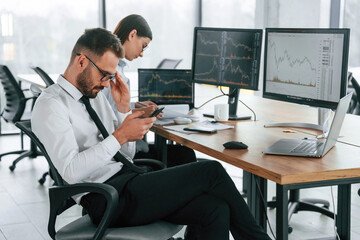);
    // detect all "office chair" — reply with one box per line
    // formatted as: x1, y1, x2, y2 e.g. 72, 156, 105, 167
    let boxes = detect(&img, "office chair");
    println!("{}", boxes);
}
268, 189, 334, 233
30, 66, 55, 87
350, 75, 360, 115
0, 65, 42, 171
156, 58, 182, 69
15, 120, 183, 240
